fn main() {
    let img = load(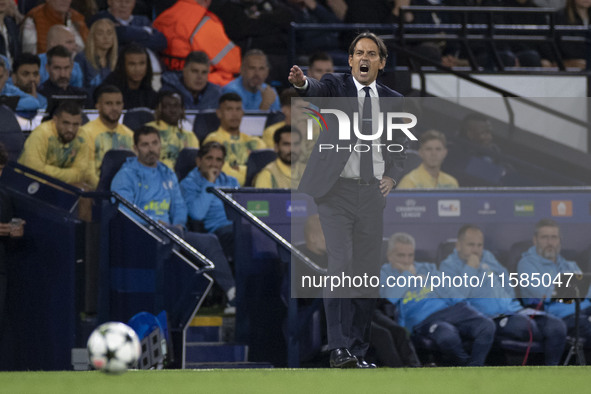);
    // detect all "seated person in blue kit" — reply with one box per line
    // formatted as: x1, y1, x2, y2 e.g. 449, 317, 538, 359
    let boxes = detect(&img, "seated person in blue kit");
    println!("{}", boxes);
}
180, 141, 239, 259
380, 232, 495, 366
111, 126, 237, 313
518, 218, 591, 345
440, 224, 567, 365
